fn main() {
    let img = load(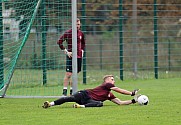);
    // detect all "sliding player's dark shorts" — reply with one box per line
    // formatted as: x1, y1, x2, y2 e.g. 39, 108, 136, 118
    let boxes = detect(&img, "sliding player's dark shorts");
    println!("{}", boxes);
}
66, 56, 82, 73
73, 90, 91, 104
73, 90, 103, 107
